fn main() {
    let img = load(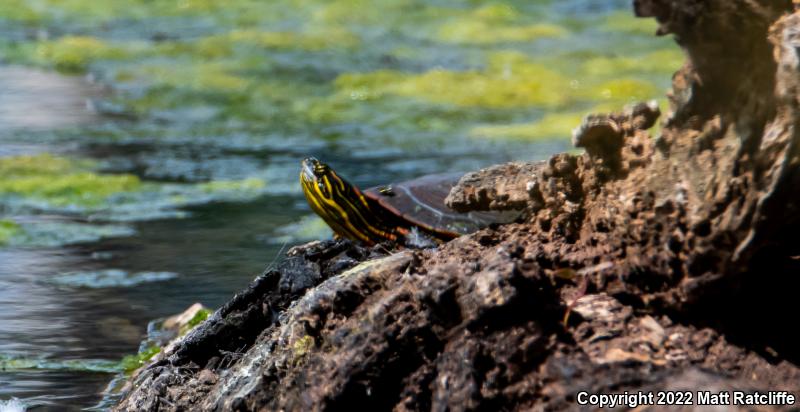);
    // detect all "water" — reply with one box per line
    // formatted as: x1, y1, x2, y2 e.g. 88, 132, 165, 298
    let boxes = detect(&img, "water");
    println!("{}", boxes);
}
0, 1, 679, 409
